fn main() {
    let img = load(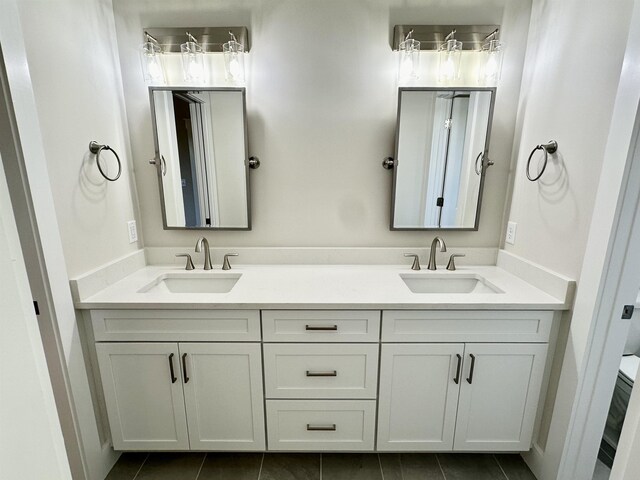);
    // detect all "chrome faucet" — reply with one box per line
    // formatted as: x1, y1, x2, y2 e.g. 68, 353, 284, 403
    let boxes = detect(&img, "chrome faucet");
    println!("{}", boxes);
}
195, 237, 213, 270
427, 237, 447, 270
